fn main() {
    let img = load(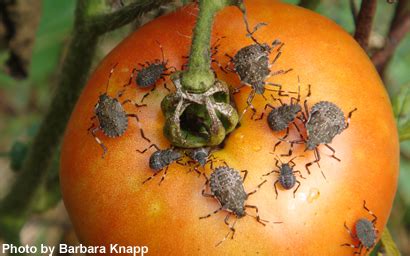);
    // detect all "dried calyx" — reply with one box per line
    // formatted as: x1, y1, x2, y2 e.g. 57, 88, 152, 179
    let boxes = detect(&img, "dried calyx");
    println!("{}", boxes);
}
161, 0, 247, 148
